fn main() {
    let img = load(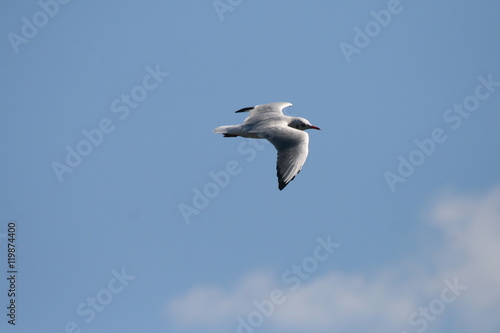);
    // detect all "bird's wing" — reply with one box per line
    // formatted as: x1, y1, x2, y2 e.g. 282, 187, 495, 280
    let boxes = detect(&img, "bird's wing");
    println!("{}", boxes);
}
259, 126, 309, 190
235, 102, 292, 124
